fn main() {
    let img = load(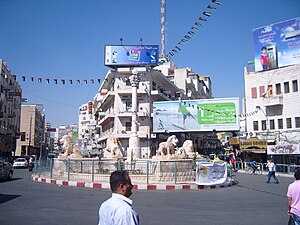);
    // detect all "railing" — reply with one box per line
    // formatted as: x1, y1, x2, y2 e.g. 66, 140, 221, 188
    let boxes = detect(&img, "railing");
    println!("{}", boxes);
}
33, 158, 198, 184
